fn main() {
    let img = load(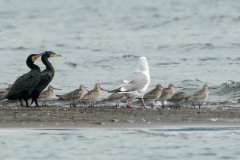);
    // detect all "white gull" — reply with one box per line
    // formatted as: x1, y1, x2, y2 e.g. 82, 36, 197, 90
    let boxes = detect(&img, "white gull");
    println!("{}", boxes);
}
110, 57, 151, 108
